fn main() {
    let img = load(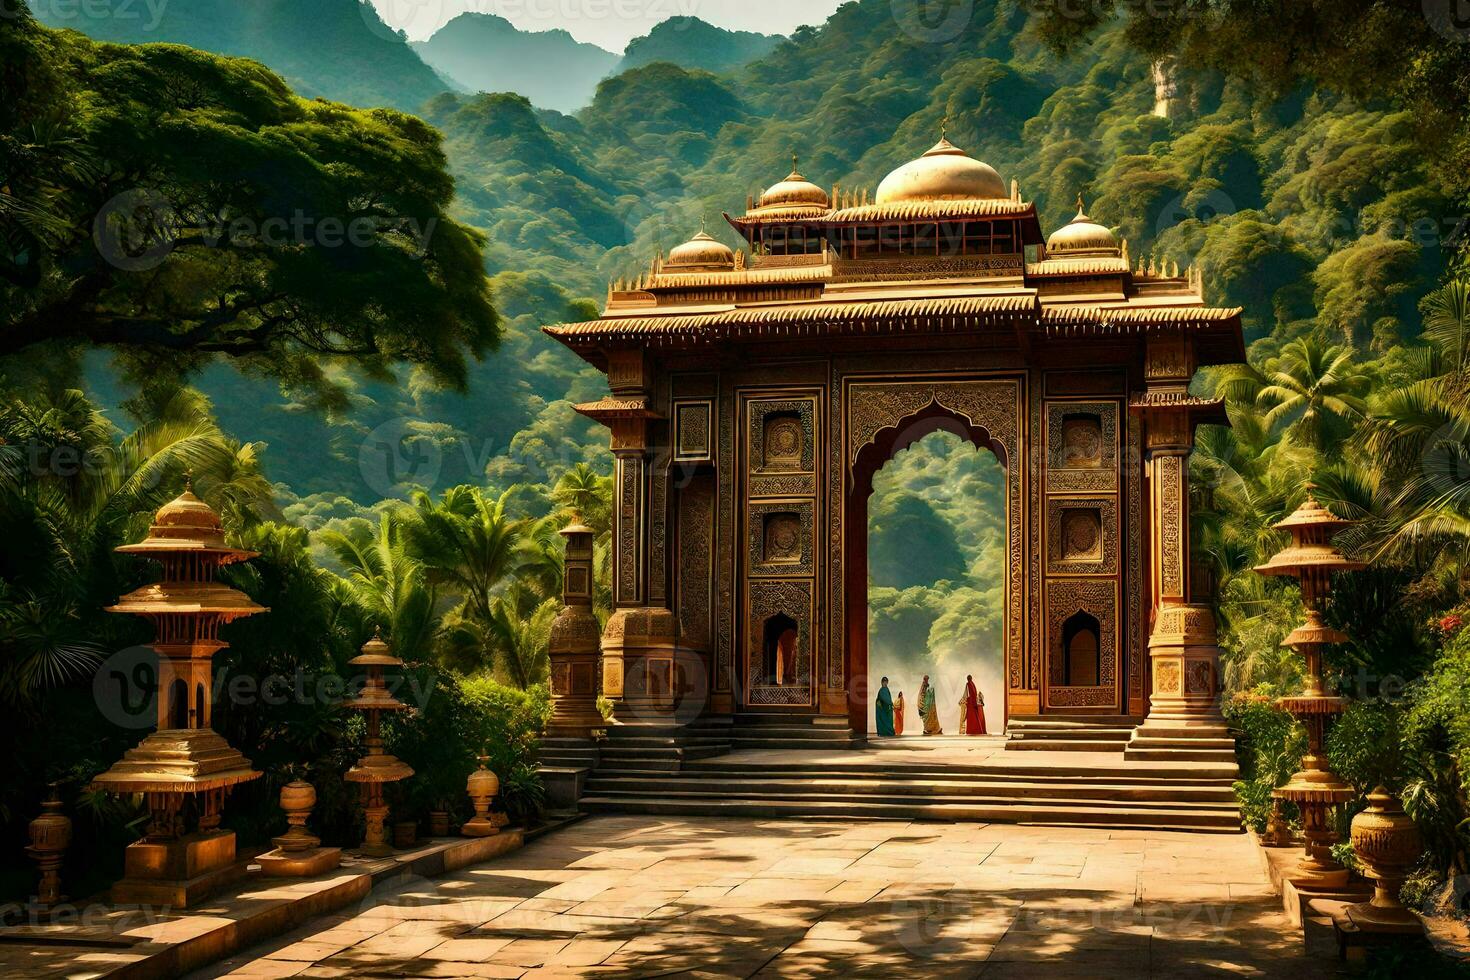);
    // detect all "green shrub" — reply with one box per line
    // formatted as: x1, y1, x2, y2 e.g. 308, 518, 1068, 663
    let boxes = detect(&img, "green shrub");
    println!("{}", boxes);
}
1224, 688, 1303, 832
